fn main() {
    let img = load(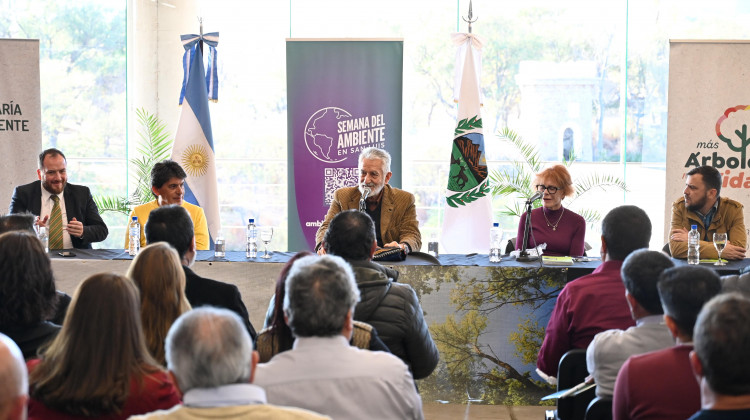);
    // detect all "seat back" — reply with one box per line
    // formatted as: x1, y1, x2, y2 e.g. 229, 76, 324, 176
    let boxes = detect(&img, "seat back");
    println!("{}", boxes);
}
556, 349, 595, 420
584, 397, 612, 420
